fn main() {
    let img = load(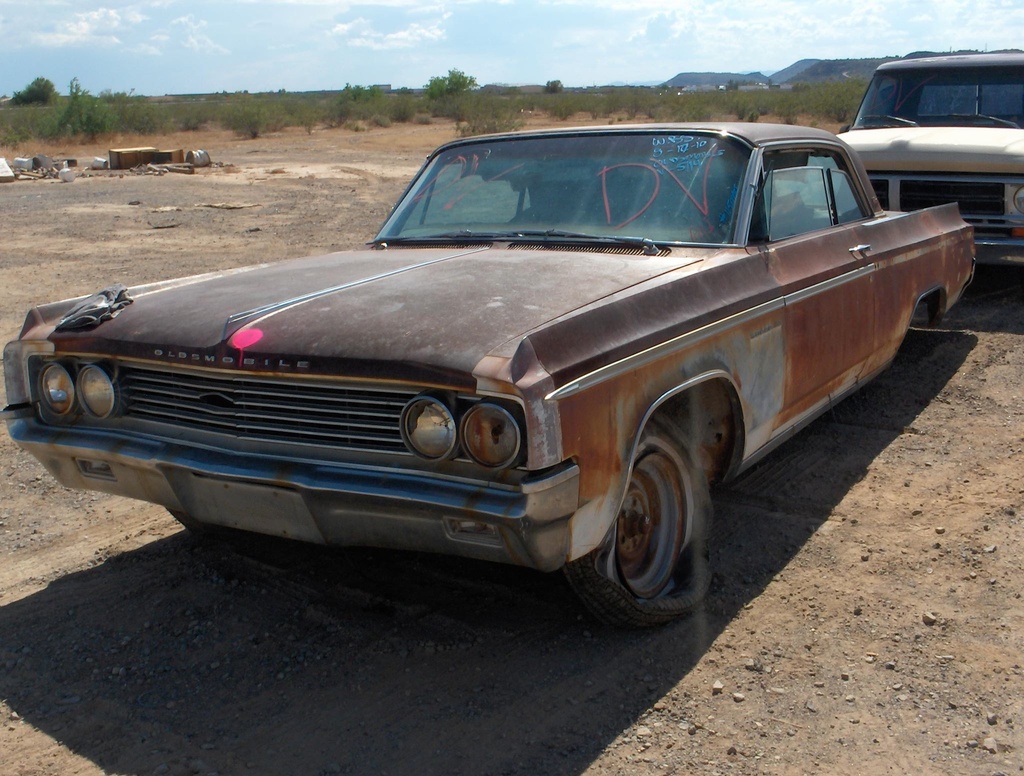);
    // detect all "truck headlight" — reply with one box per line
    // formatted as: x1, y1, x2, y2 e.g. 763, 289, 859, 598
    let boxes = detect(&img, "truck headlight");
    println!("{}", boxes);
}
1014, 186, 1024, 215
